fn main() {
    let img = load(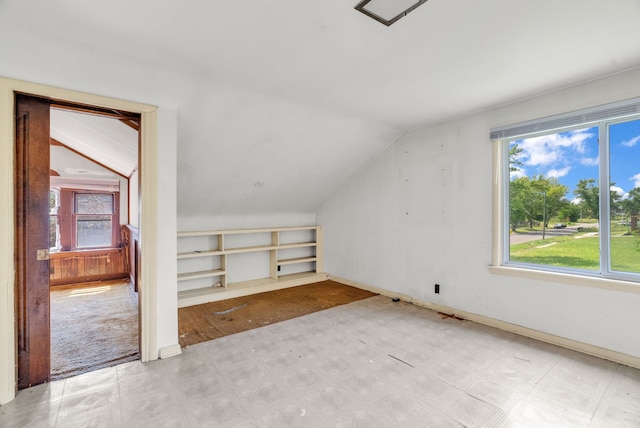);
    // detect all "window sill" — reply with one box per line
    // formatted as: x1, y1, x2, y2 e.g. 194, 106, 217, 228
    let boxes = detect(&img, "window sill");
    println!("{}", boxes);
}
488, 265, 640, 295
